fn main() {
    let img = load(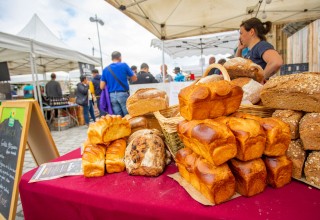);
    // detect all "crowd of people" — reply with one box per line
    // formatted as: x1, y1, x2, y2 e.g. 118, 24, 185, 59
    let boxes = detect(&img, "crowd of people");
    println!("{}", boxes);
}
74, 17, 283, 126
